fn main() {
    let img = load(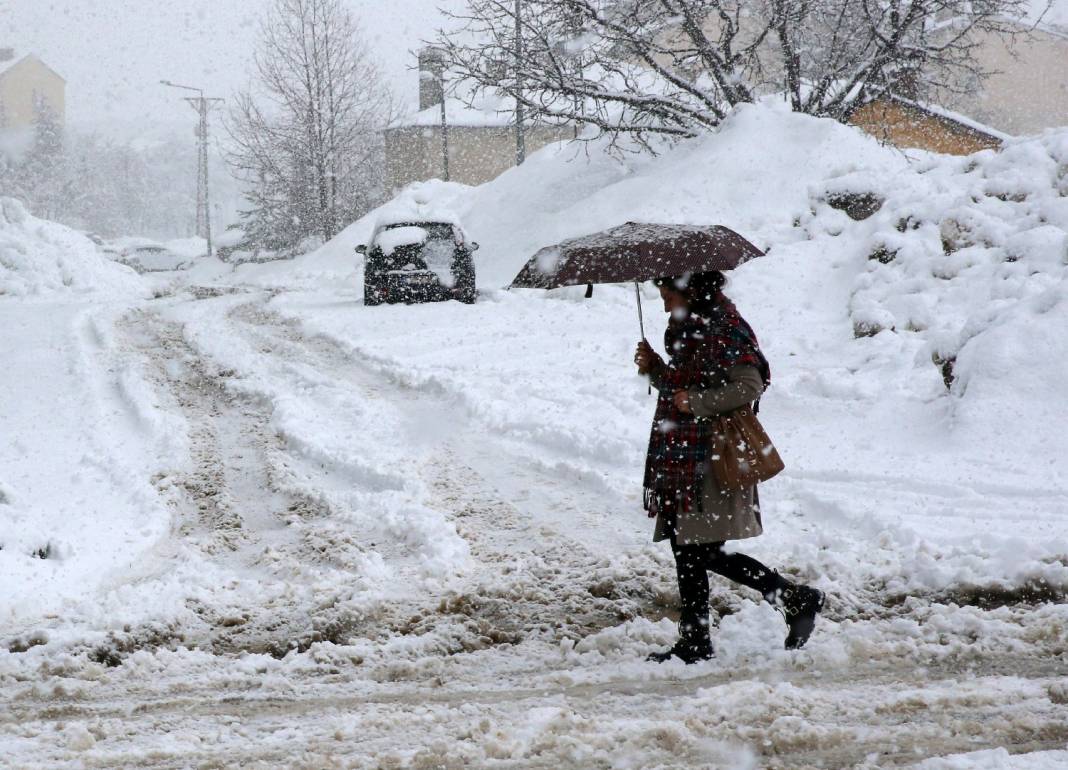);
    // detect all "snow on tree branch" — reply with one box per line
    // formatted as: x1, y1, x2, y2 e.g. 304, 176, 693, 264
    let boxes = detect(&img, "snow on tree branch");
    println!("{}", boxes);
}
435, 0, 1028, 144
225, 0, 395, 250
